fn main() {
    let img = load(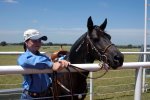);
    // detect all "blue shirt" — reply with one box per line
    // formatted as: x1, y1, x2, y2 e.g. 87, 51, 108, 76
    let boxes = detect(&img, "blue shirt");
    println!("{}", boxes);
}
17, 49, 53, 93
